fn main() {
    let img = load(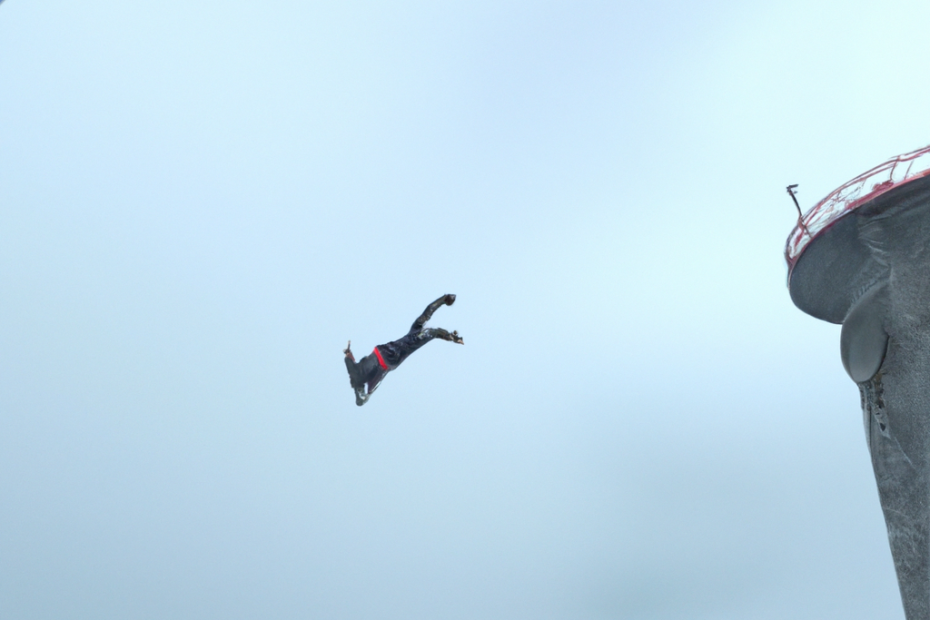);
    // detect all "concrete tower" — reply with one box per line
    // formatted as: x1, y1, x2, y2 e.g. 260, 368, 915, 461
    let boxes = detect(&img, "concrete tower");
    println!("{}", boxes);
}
787, 145, 930, 620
